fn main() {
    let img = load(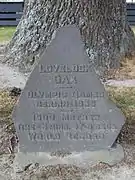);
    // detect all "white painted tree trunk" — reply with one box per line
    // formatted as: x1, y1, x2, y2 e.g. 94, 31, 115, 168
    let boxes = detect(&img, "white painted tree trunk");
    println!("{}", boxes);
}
3, 0, 135, 78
